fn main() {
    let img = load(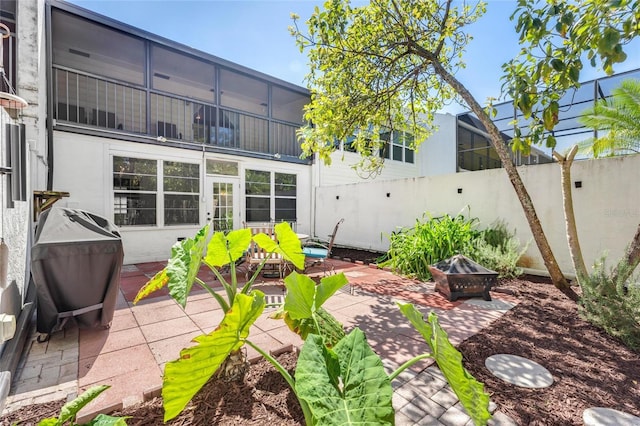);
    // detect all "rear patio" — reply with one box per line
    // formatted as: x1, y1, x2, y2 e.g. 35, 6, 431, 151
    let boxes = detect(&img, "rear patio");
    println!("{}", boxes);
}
3, 257, 519, 425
